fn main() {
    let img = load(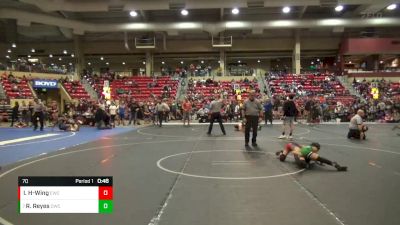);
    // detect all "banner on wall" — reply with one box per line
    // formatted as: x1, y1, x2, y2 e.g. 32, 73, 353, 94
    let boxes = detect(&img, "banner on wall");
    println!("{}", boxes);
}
32, 80, 58, 89
371, 87, 379, 100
